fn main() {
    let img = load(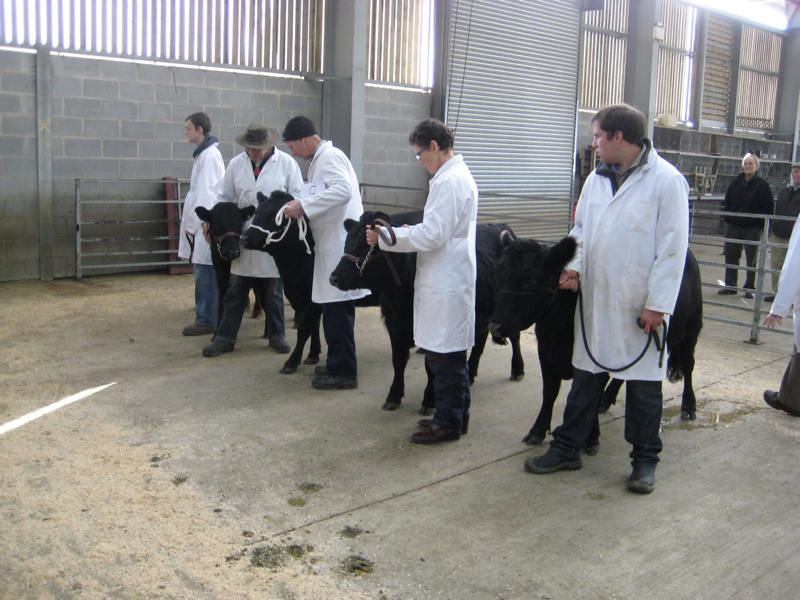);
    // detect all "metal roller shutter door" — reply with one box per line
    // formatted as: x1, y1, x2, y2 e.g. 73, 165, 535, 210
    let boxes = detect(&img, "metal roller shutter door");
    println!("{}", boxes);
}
445, 0, 582, 240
